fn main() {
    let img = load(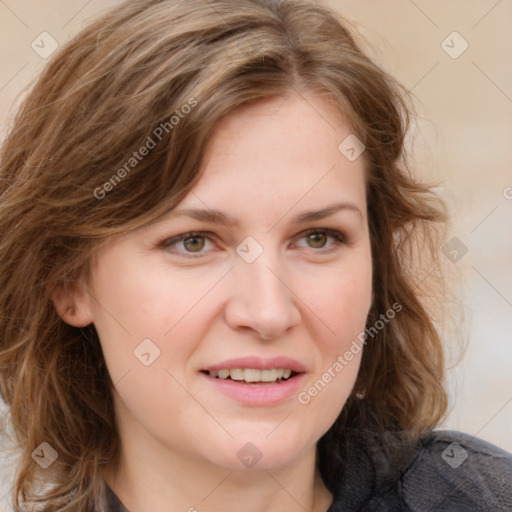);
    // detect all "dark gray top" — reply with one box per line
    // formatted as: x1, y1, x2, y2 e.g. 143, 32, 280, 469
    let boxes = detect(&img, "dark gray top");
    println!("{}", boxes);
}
99, 430, 512, 511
